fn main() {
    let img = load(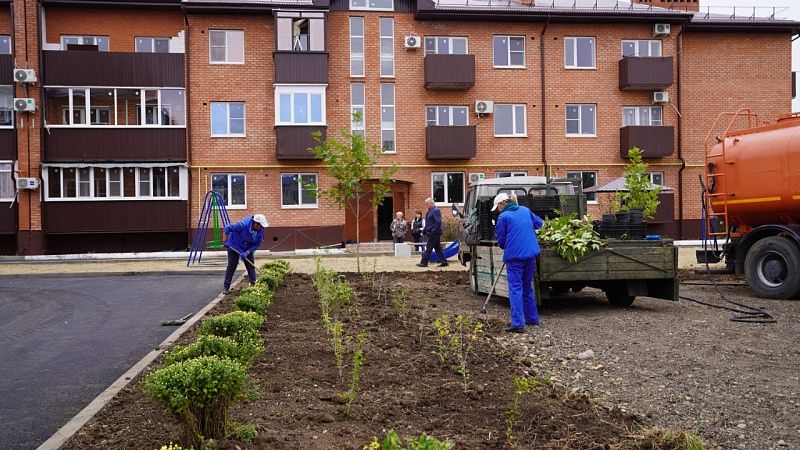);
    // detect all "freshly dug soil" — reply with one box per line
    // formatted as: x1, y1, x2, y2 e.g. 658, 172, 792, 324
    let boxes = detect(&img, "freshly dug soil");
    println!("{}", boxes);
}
68, 271, 656, 449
